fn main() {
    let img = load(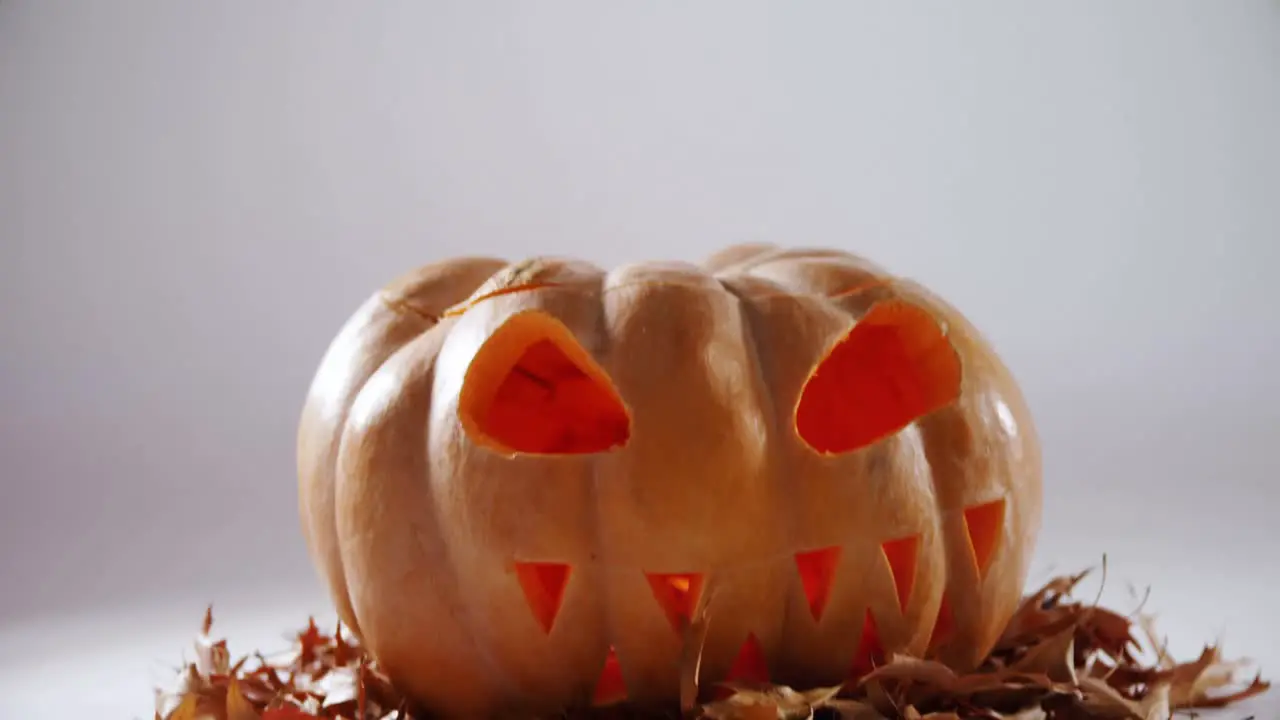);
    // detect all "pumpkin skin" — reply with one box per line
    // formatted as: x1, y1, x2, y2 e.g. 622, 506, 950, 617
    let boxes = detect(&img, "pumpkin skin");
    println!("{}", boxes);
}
297, 244, 1042, 718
